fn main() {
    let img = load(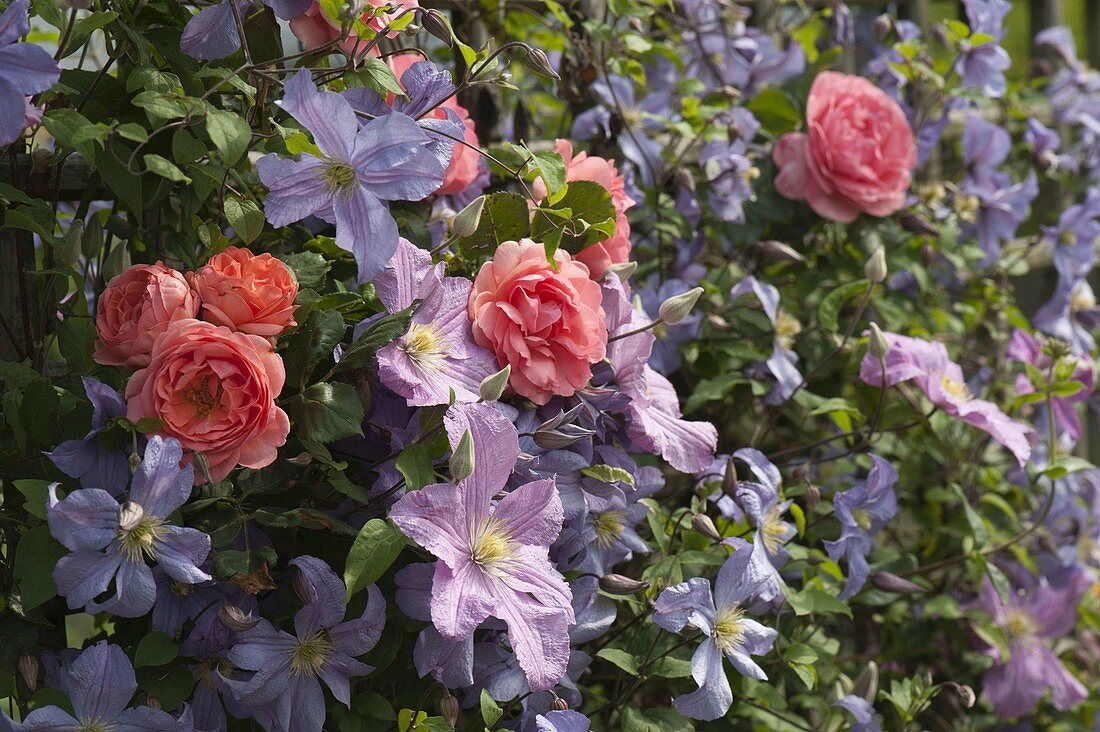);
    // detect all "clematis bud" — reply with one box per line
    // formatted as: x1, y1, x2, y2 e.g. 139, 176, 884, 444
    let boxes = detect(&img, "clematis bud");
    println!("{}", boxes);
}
873, 13, 893, 41
691, 513, 722, 542
853, 661, 879, 701
524, 48, 561, 80
452, 196, 485, 238
943, 681, 976, 708
900, 212, 939, 237
420, 8, 451, 42
479, 365, 511, 402
450, 429, 476, 482
721, 456, 738, 496
218, 603, 260, 632
868, 322, 890, 360
675, 167, 696, 193
18, 653, 38, 692
440, 691, 460, 727
804, 483, 820, 514
286, 452, 313, 467
871, 571, 926, 595
103, 239, 131, 281
129, 452, 143, 473
609, 261, 638, 281
532, 406, 595, 449
599, 574, 651, 595
551, 695, 569, 711
658, 287, 704, 325
755, 239, 806, 263
864, 246, 887, 284
118, 501, 145, 532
